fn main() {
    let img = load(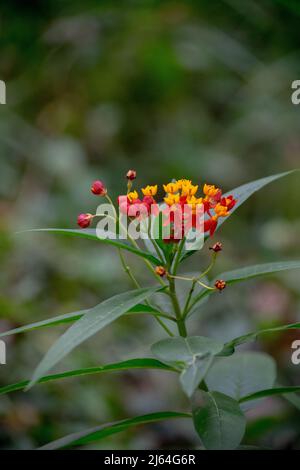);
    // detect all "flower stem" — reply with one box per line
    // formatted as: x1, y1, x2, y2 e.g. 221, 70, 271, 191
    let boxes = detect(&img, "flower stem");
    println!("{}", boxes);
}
118, 240, 174, 336
168, 276, 187, 337
105, 194, 166, 287
182, 252, 218, 318
182, 279, 197, 318
171, 237, 185, 275
197, 252, 217, 280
